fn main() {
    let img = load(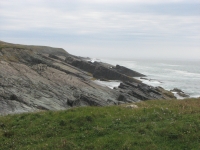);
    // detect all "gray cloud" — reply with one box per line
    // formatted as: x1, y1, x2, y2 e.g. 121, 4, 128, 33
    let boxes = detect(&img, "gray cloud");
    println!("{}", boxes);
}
0, 0, 199, 60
